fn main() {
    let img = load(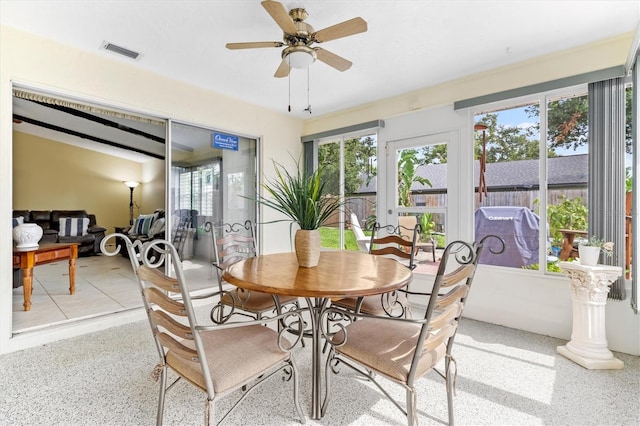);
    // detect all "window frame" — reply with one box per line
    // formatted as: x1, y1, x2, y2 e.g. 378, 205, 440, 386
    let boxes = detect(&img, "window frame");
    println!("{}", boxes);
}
315, 129, 379, 251
471, 84, 590, 274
